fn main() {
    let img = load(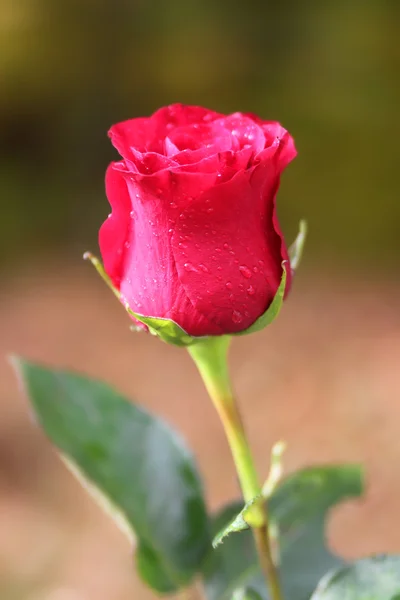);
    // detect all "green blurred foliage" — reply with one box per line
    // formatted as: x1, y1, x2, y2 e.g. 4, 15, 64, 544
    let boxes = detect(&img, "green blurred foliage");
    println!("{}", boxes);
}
1, 0, 399, 270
